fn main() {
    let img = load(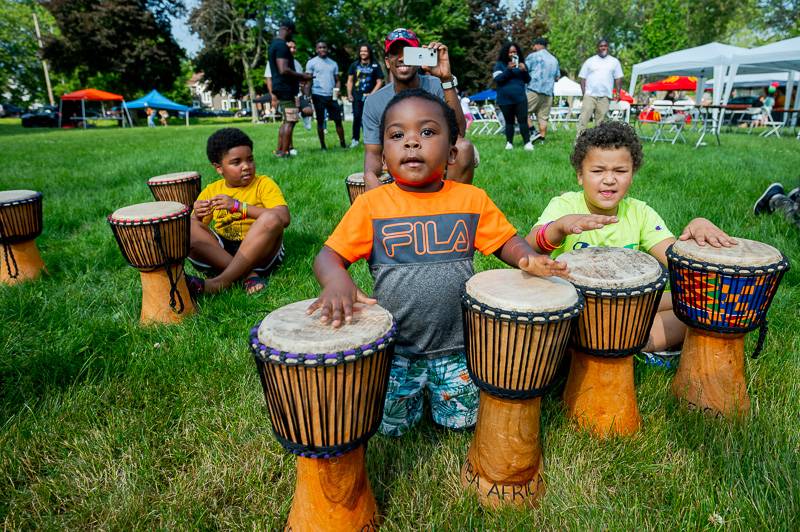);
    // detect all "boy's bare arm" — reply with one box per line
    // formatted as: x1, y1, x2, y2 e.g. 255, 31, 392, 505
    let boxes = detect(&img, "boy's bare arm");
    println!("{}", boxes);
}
307, 246, 377, 328
364, 144, 384, 190
496, 235, 569, 278
525, 214, 618, 253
